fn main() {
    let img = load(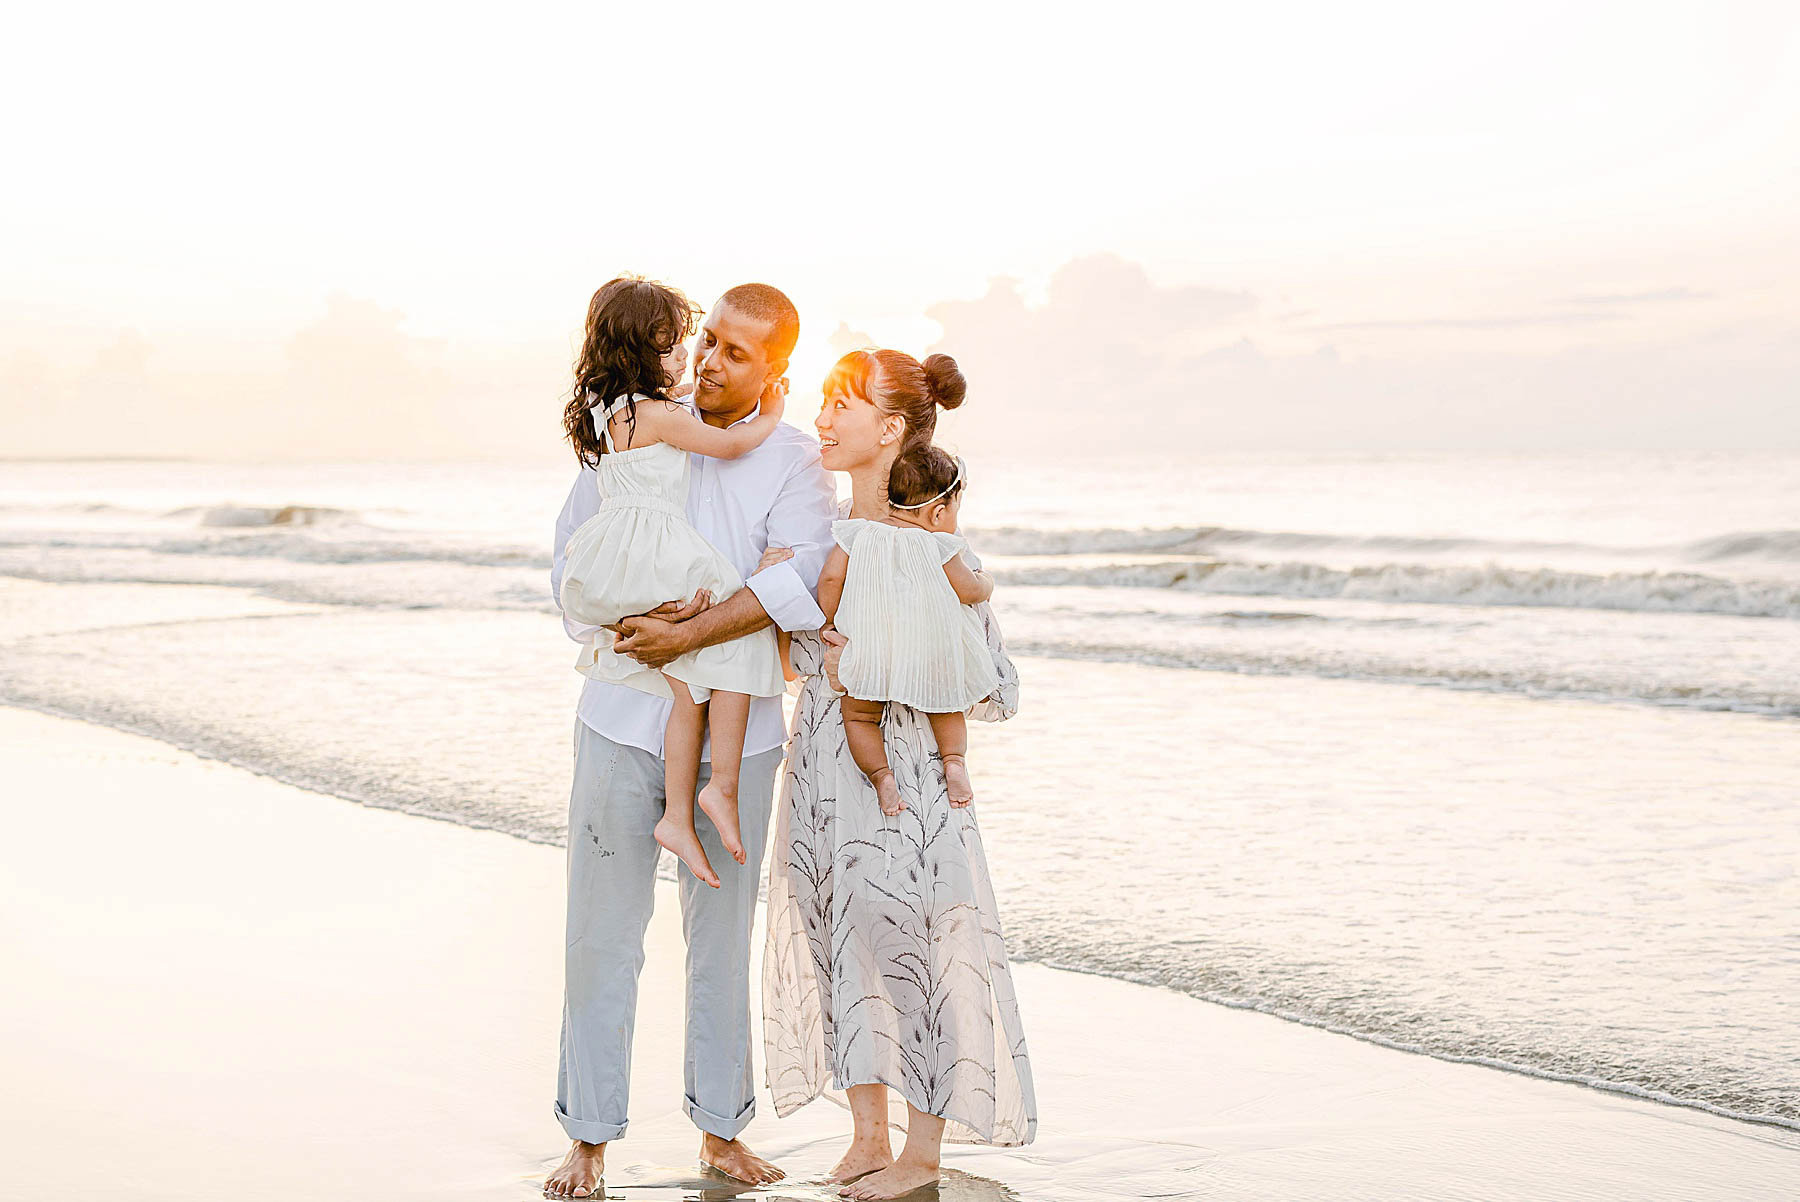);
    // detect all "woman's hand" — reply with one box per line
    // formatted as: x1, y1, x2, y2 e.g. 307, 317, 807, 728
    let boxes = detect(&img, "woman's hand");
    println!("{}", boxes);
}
821, 627, 848, 695
757, 545, 795, 572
